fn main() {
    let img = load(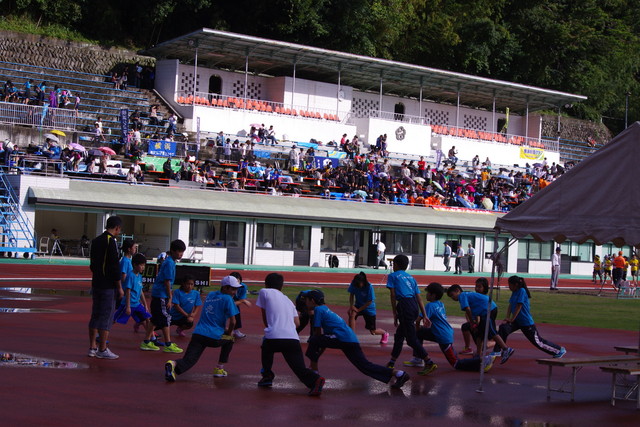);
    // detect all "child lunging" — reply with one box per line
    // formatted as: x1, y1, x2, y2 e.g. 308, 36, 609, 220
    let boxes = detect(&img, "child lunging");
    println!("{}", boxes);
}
404, 283, 495, 373
347, 272, 389, 344
493, 276, 566, 358
165, 276, 240, 381
169, 275, 202, 337
255, 273, 325, 396
113, 253, 158, 351
304, 290, 411, 390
